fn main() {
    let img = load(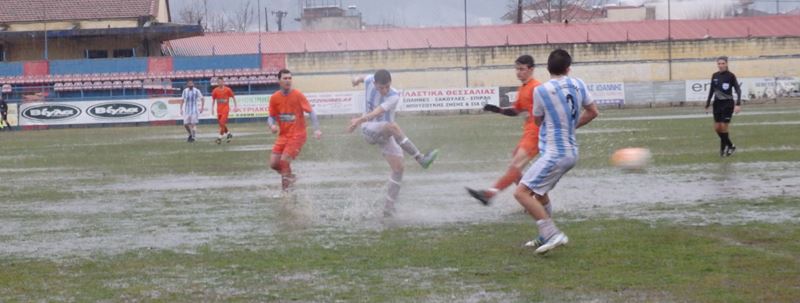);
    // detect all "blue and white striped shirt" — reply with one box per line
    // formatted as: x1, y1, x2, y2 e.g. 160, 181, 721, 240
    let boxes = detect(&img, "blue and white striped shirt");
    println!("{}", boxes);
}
182, 87, 203, 115
364, 75, 400, 123
532, 76, 594, 157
